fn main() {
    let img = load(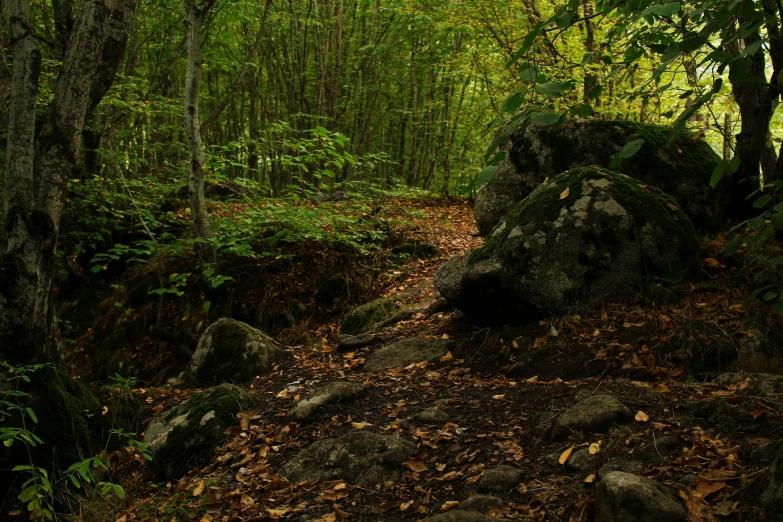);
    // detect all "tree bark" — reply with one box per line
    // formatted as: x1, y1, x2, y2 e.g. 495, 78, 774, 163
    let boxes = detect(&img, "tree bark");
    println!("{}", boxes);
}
183, 0, 217, 265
